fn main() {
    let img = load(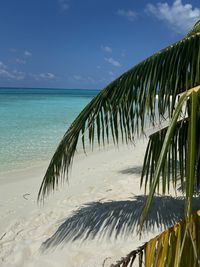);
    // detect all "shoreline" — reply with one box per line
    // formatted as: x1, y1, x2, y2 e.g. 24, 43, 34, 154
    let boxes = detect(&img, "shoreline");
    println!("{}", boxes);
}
0, 135, 146, 184
0, 138, 185, 267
